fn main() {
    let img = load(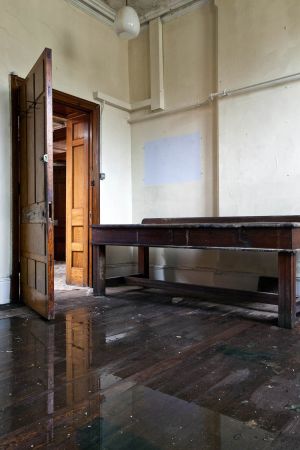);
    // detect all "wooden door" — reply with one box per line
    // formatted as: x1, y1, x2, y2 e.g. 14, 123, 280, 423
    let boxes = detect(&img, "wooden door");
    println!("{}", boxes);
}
66, 115, 89, 286
19, 48, 54, 319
